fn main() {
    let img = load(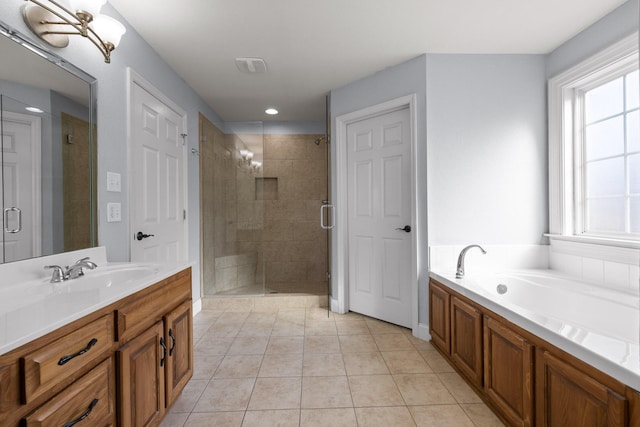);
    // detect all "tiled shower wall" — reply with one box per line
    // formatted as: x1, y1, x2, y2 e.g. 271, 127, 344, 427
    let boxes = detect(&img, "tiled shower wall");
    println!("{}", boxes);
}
262, 134, 328, 294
